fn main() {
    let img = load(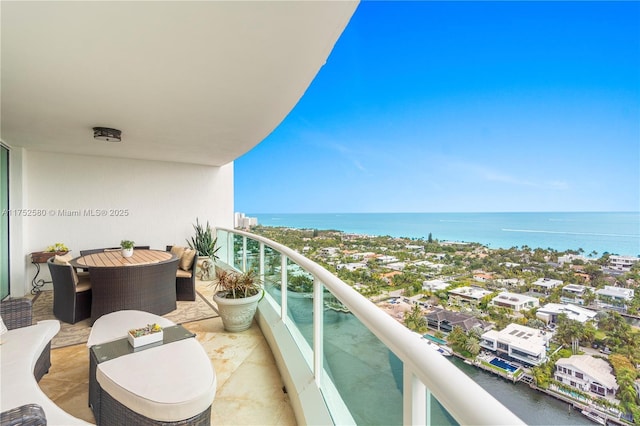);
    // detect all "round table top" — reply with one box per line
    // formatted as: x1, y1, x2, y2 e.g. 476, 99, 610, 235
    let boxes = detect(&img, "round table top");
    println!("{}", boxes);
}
71, 249, 174, 268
